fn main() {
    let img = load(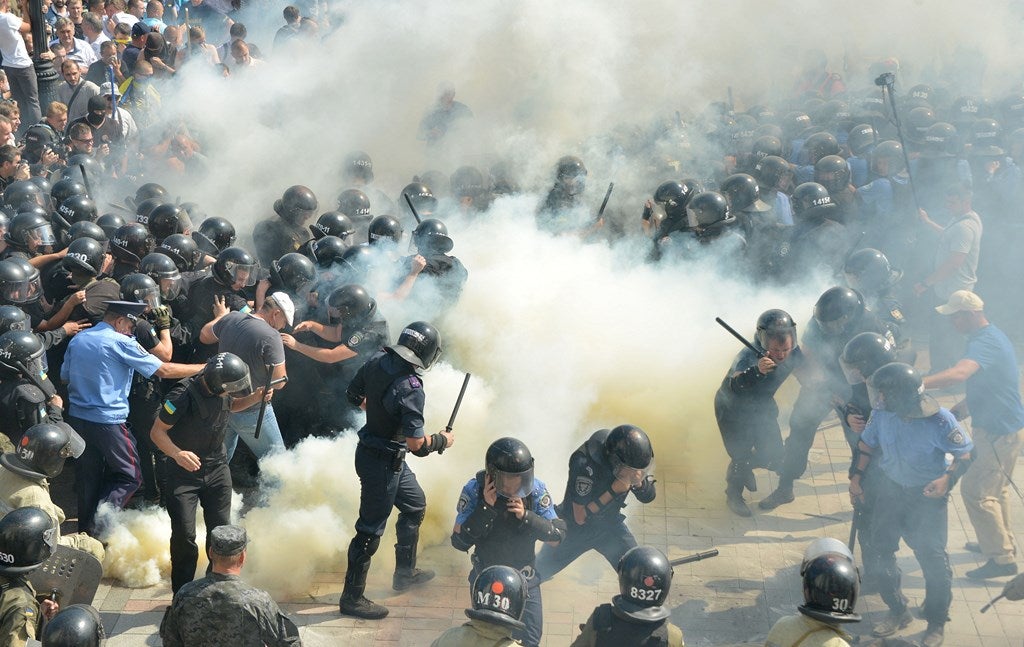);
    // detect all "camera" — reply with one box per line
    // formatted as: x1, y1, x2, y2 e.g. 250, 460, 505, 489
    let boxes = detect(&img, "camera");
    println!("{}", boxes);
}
874, 72, 895, 87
